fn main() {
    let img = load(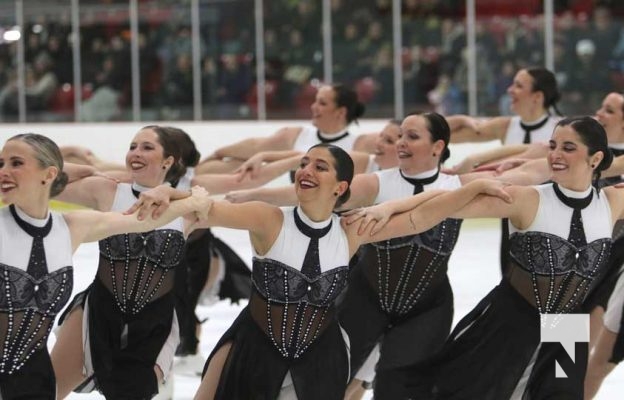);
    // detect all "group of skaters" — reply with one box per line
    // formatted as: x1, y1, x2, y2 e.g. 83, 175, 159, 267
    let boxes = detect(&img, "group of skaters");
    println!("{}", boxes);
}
4, 76, 624, 400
